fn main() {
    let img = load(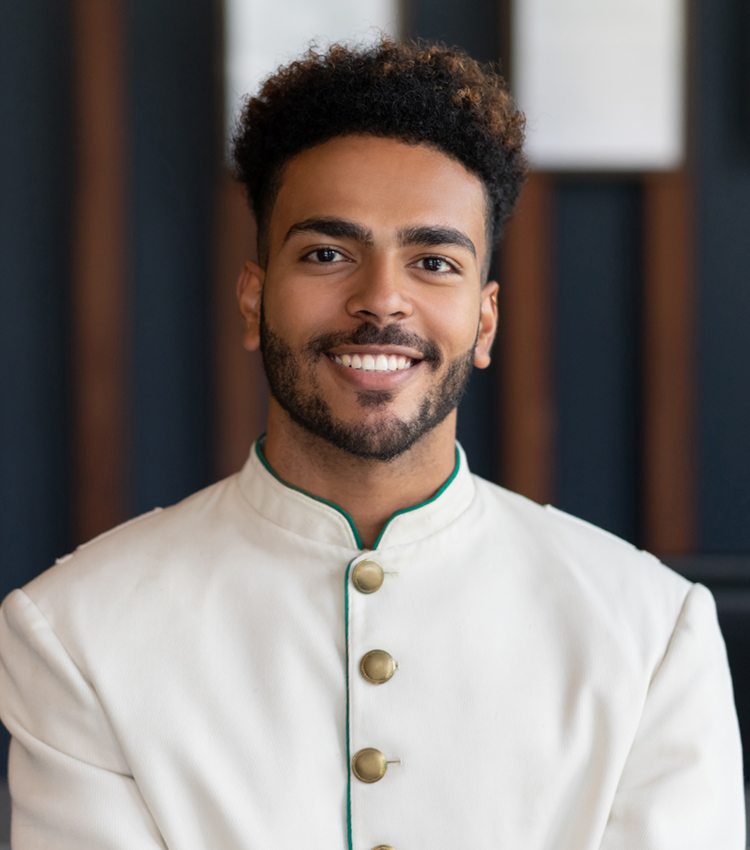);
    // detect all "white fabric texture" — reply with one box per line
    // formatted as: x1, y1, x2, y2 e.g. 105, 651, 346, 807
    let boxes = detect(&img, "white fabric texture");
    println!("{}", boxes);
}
0, 442, 745, 849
